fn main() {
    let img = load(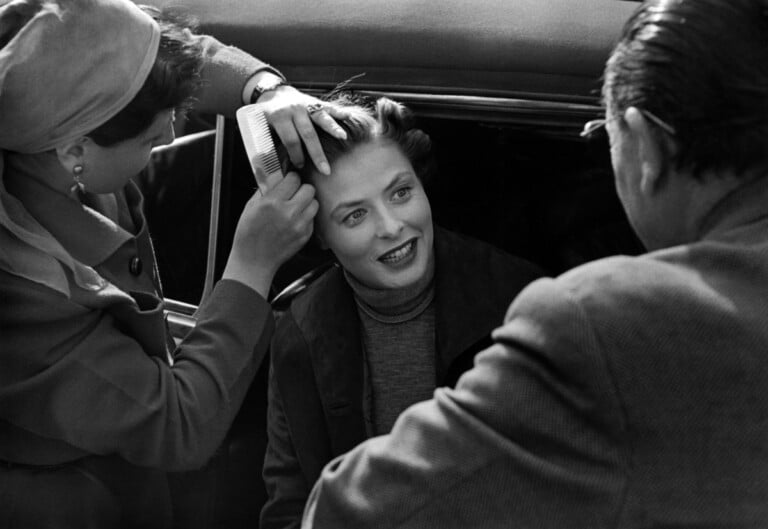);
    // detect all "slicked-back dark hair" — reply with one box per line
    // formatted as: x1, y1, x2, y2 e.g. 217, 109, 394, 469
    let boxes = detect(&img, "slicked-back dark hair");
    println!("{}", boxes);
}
603, 0, 768, 178
296, 93, 435, 184
87, 5, 204, 146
